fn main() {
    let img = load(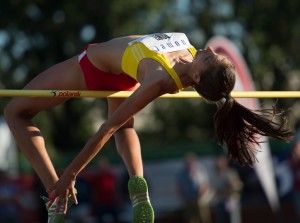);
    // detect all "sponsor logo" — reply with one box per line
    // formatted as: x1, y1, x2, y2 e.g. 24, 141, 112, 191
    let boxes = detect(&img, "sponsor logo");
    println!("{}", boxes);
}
151, 33, 170, 40
52, 90, 82, 97
52, 90, 57, 97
